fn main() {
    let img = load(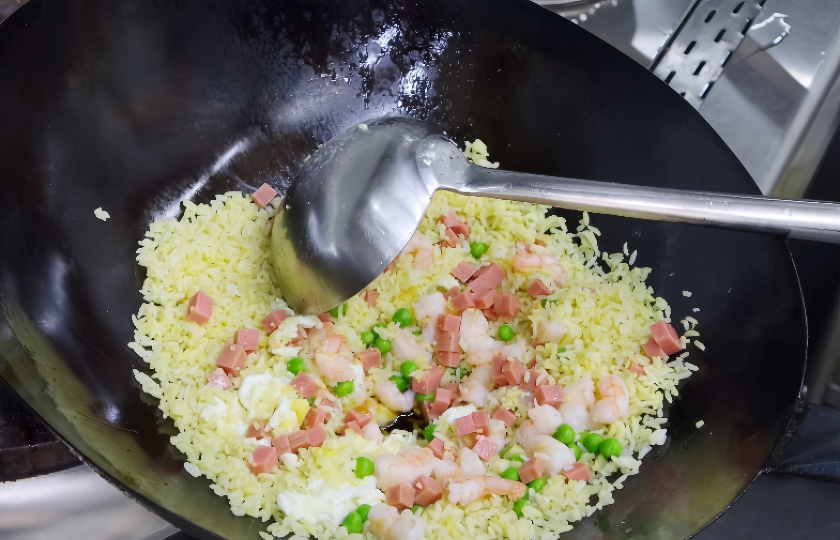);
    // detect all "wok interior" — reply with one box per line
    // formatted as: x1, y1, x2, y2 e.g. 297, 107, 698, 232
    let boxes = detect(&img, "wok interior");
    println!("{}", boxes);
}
0, 0, 806, 538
